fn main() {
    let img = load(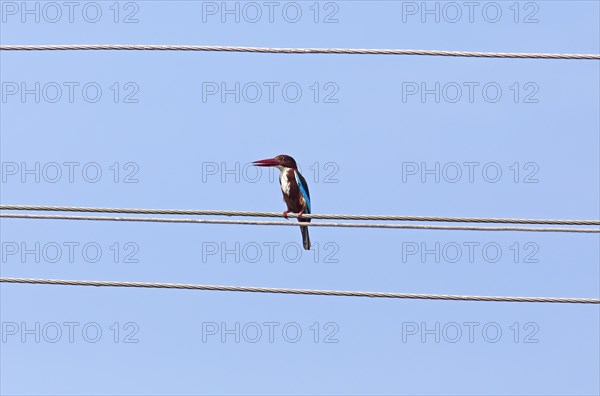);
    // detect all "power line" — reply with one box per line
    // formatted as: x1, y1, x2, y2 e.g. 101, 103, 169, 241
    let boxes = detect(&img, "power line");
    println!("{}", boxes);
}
1, 278, 597, 304
1, 45, 598, 60
2, 205, 598, 226
2, 213, 598, 233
